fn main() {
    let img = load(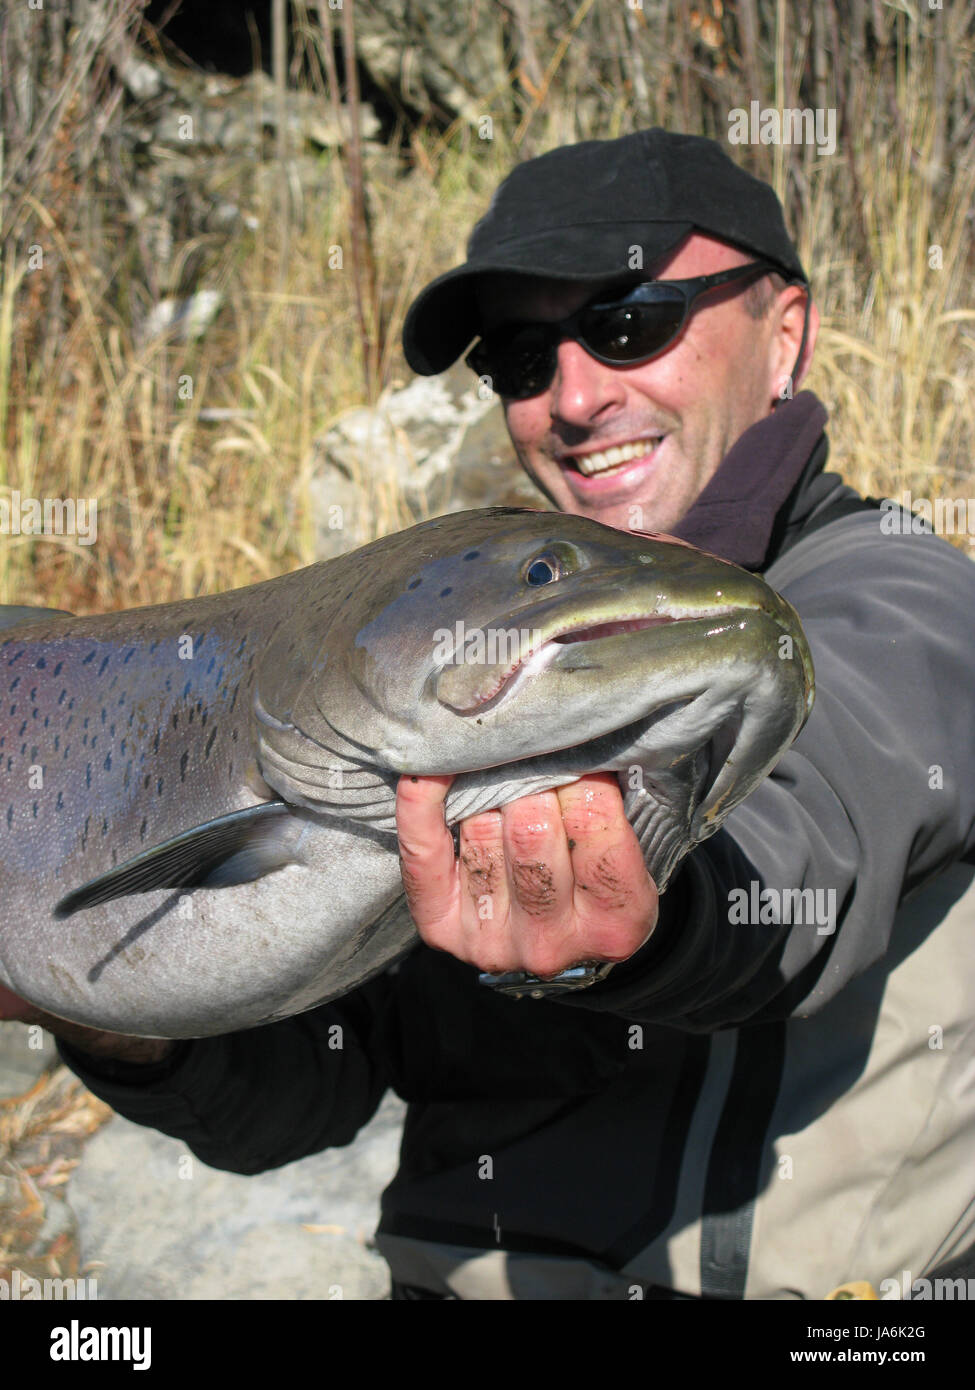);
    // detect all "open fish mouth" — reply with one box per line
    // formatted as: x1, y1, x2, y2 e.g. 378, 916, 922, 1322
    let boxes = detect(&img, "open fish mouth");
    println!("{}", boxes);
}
439, 606, 740, 714
549, 614, 681, 641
